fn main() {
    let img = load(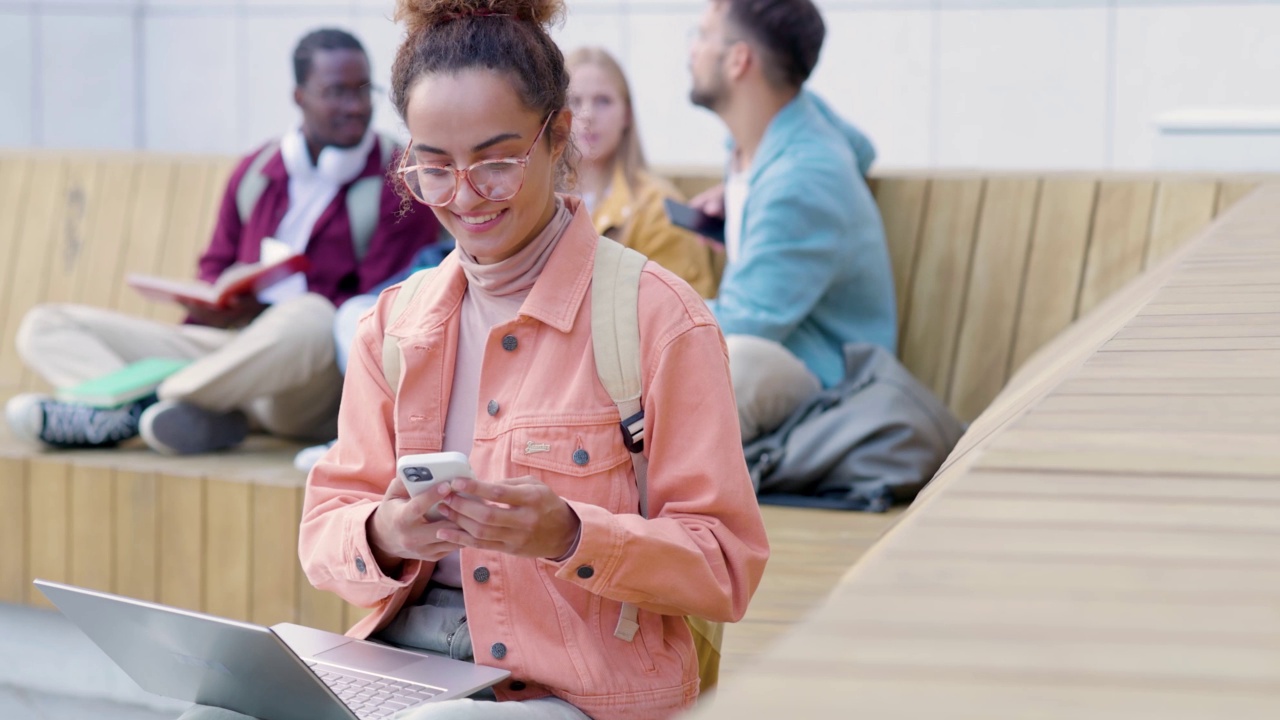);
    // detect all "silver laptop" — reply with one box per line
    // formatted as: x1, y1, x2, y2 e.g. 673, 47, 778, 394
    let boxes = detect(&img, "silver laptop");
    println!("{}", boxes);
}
34, 579, 509, 720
